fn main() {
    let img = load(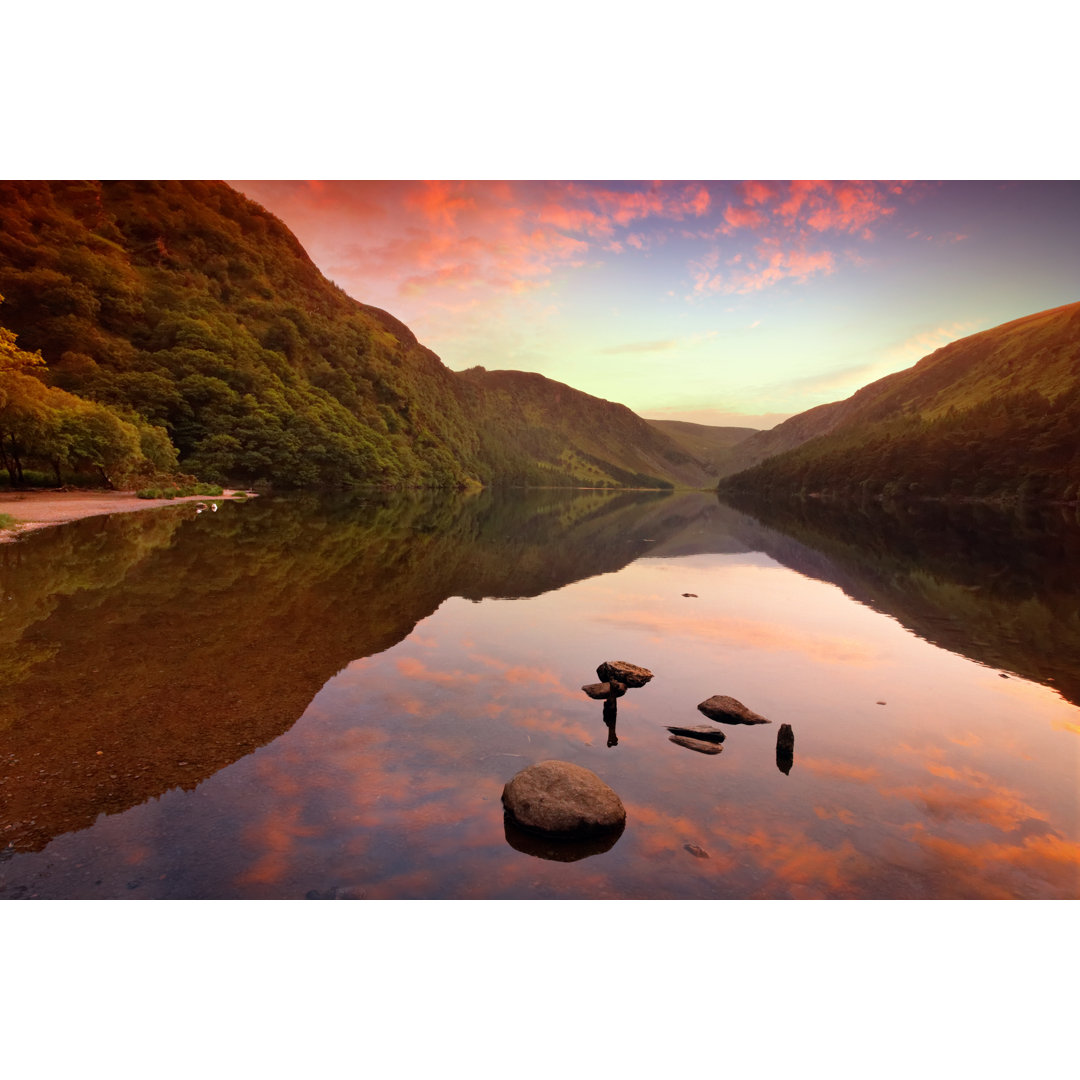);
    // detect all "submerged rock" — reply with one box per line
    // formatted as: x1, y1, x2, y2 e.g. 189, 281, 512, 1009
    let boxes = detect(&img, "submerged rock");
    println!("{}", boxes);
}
698, 695, 771, 725
596, 660, 653, 688
582, 681, 626, 700
666, 724, 726, 743
669, 734, 724, 755
685, 843, 709, 859
502, 760, 626, 837
776, 723, 795, 775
